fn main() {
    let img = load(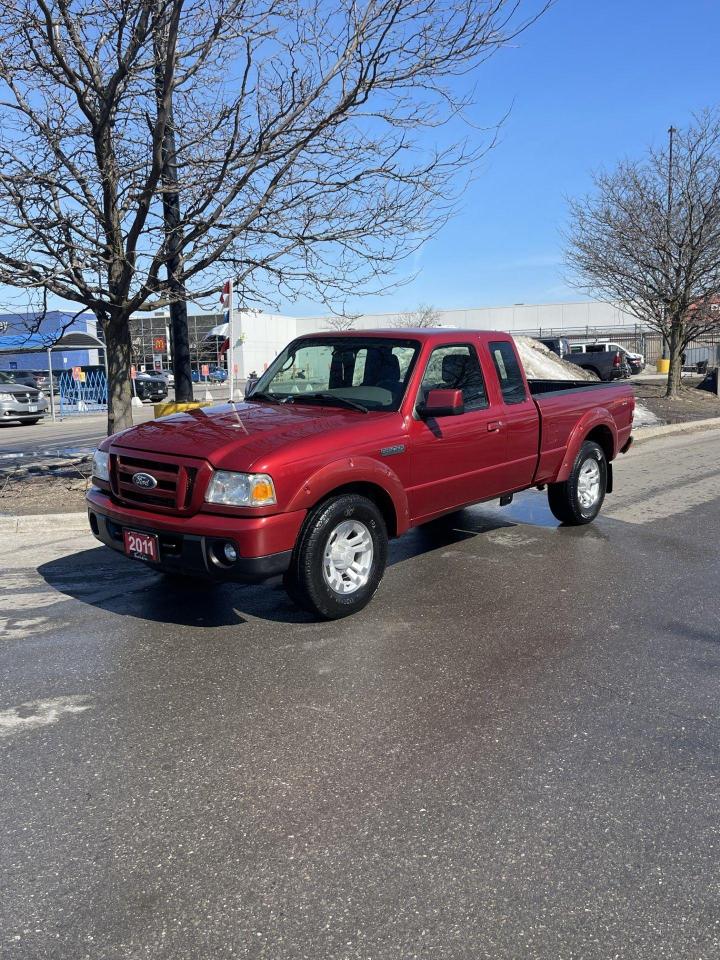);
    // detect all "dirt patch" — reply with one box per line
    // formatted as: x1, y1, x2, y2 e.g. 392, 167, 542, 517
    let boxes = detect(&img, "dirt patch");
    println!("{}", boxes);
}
0, 458, 91, 515
632, 377, 720, 425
